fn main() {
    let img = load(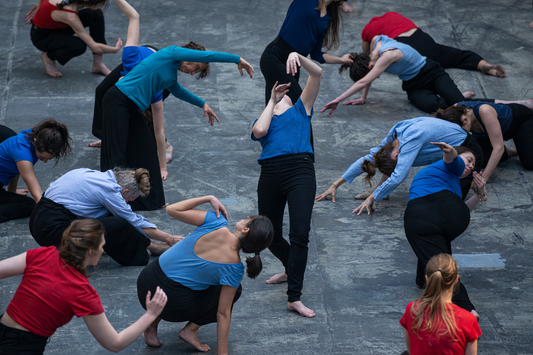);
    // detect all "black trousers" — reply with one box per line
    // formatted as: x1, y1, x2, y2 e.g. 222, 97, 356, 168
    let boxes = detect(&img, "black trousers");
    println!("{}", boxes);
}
29, 197, 150, 266
257, 154, 316, 302
101, 86, 165, 211
396, 29, 483, 71
474, 104, 533, 170
137, 259, 242, 325
30, 9, 106, 66
404, 190, 475, 312
0, 320, 48, 355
